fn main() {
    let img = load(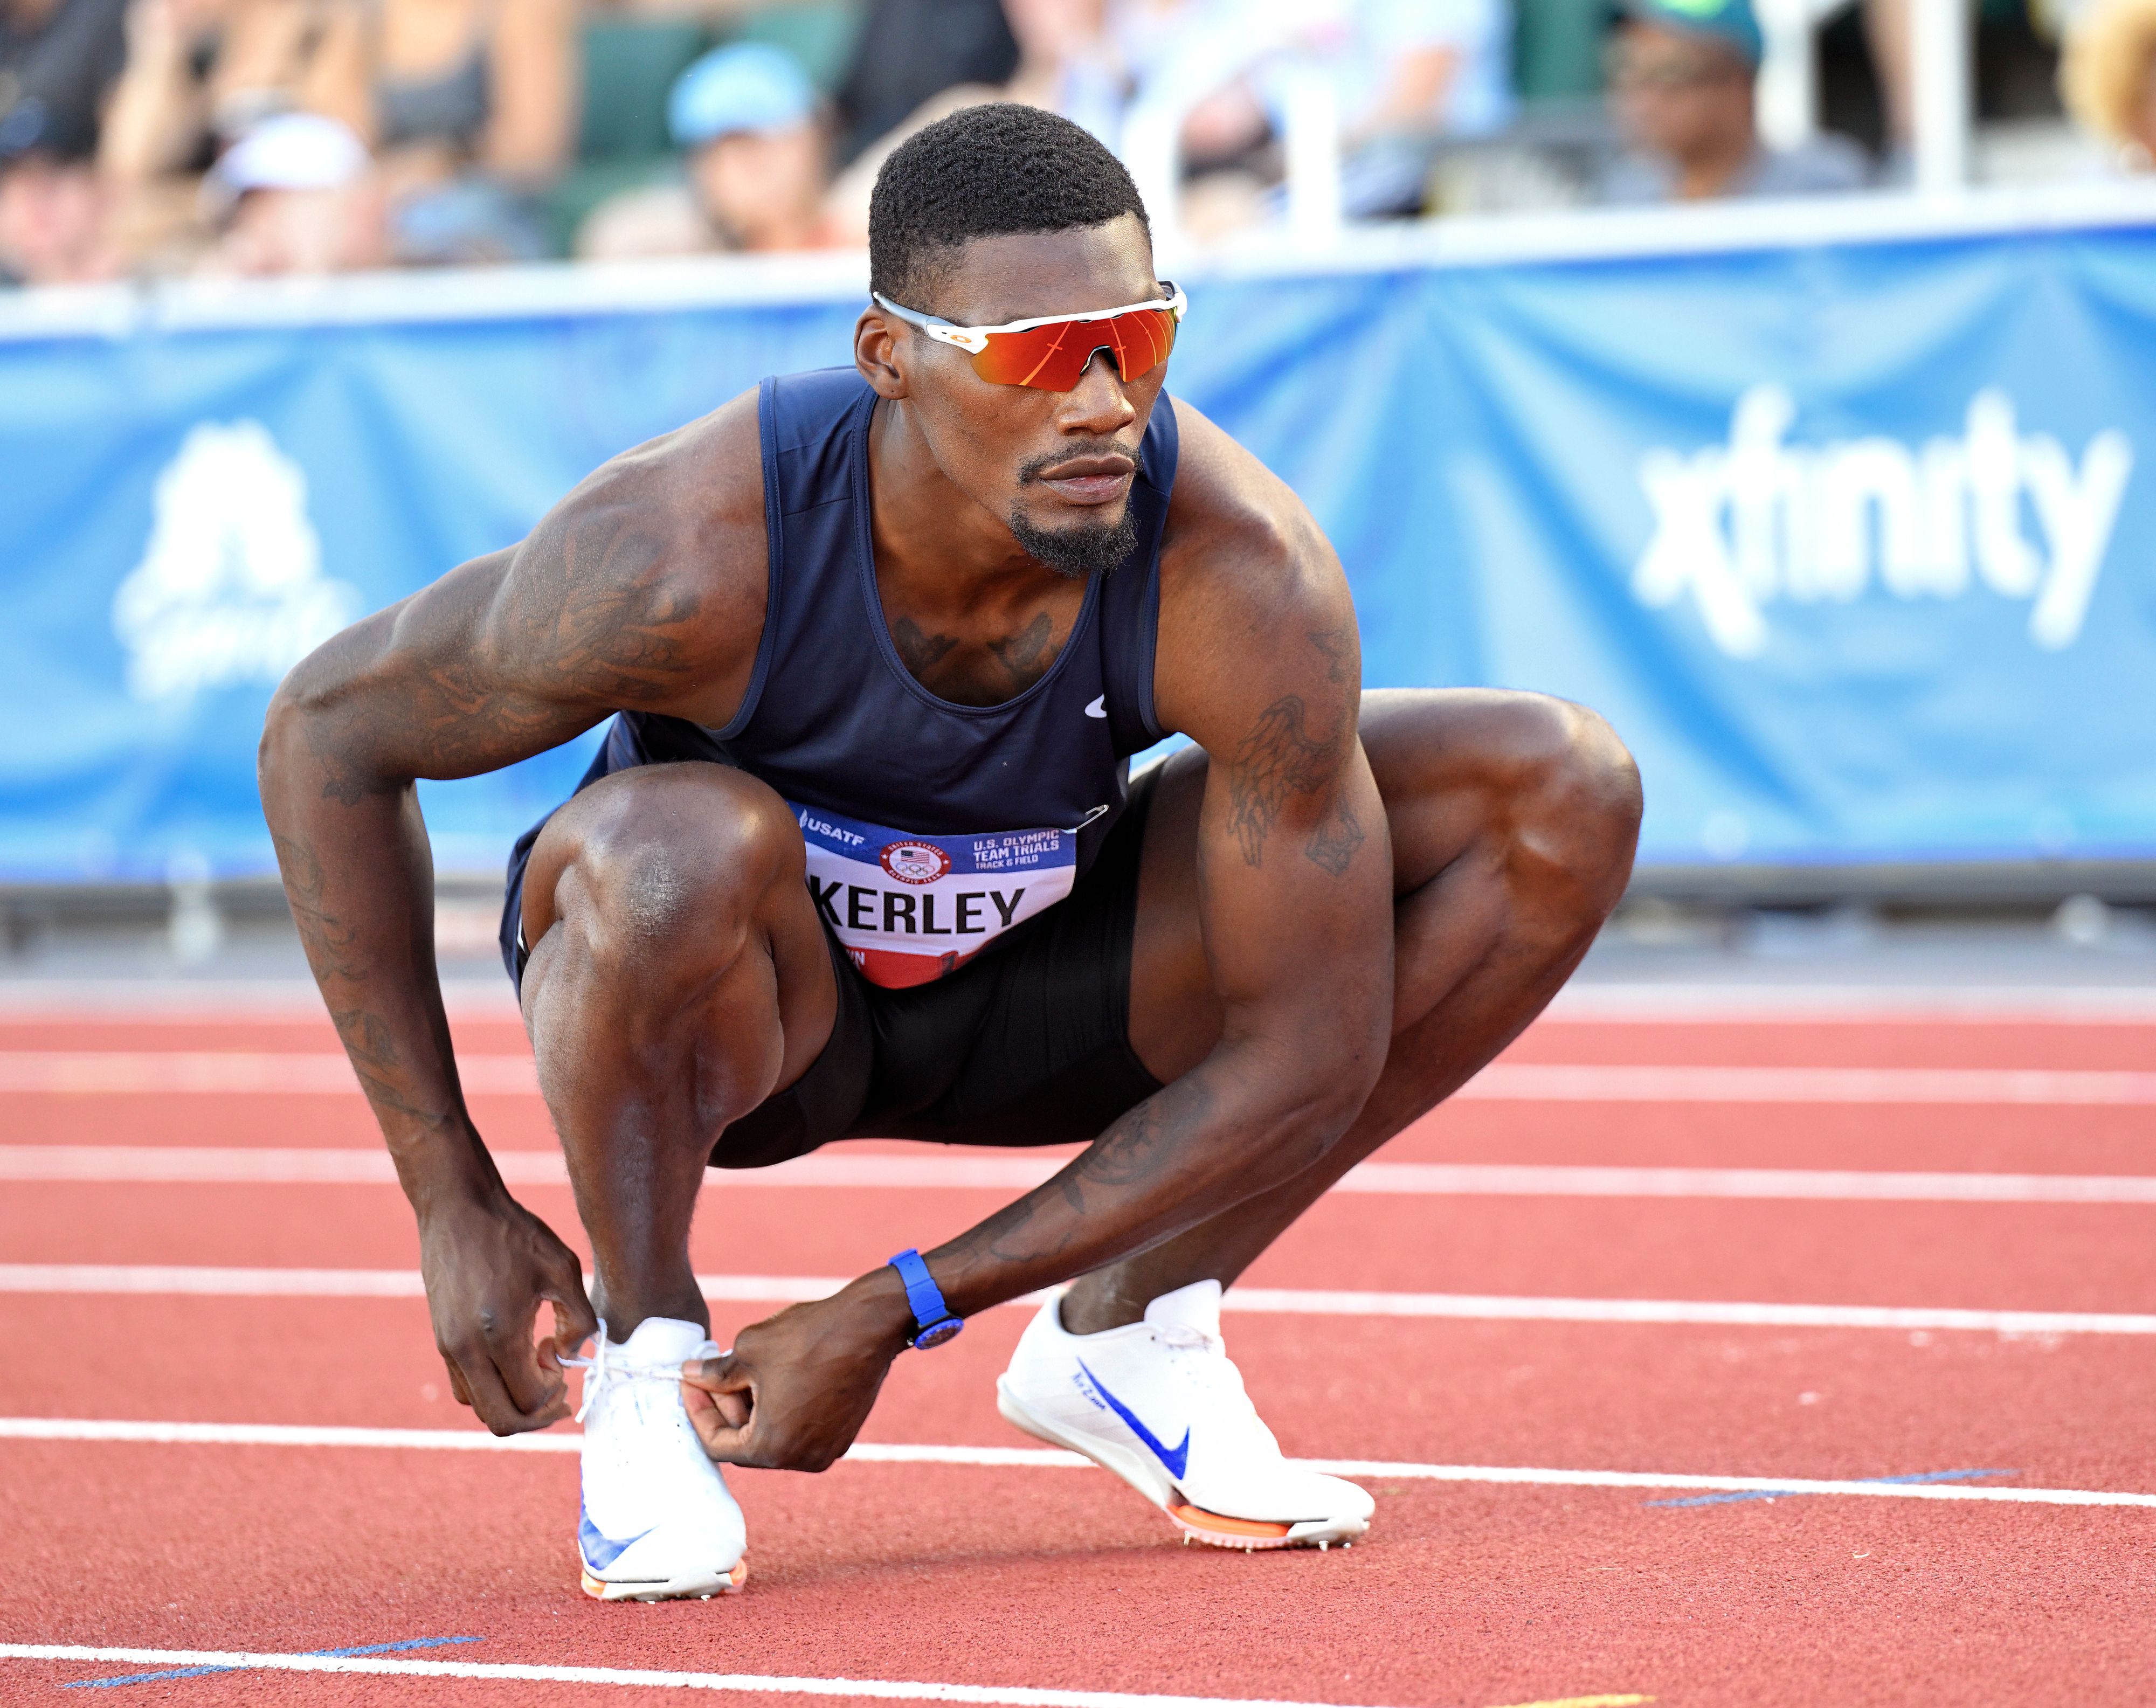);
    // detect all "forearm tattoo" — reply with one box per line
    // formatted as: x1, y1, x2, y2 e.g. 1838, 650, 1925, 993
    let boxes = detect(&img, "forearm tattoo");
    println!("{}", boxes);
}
939, 1074, 1220, 1275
